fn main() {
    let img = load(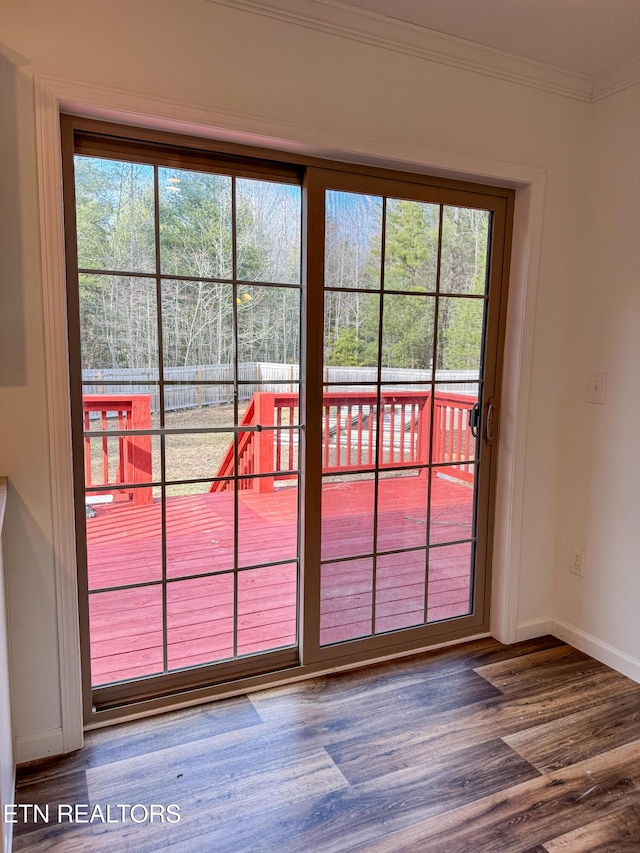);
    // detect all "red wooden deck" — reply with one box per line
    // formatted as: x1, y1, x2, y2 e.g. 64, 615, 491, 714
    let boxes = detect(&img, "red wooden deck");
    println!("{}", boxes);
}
86, 474, 474, 686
